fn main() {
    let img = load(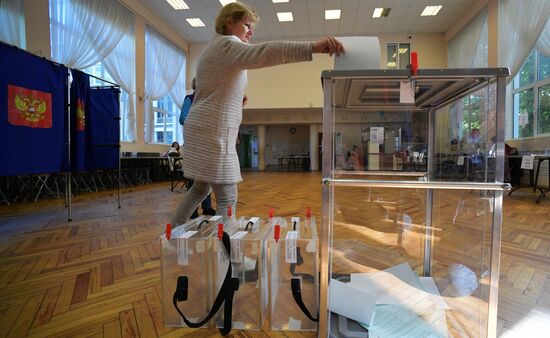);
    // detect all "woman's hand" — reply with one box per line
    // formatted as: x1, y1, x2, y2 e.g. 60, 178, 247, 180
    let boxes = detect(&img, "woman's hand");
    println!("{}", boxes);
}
313, 36, 345, 57
243, 95, 248, 106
